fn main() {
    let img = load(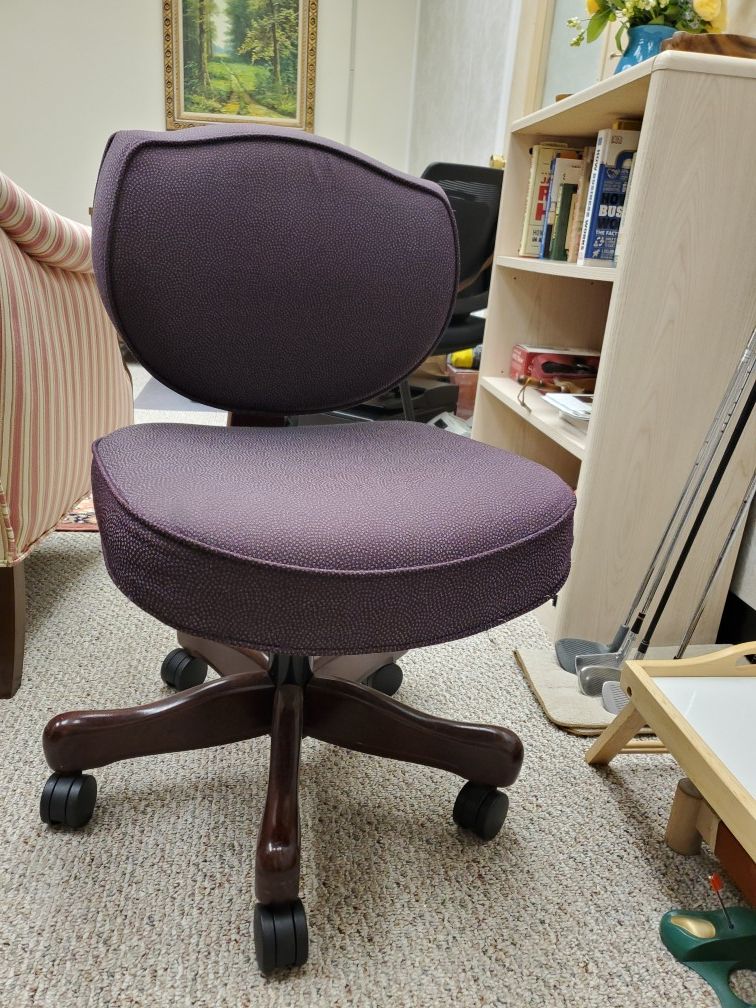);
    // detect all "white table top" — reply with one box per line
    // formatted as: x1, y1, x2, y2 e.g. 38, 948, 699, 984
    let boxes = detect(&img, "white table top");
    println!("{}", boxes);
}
655, 676, 756, 798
